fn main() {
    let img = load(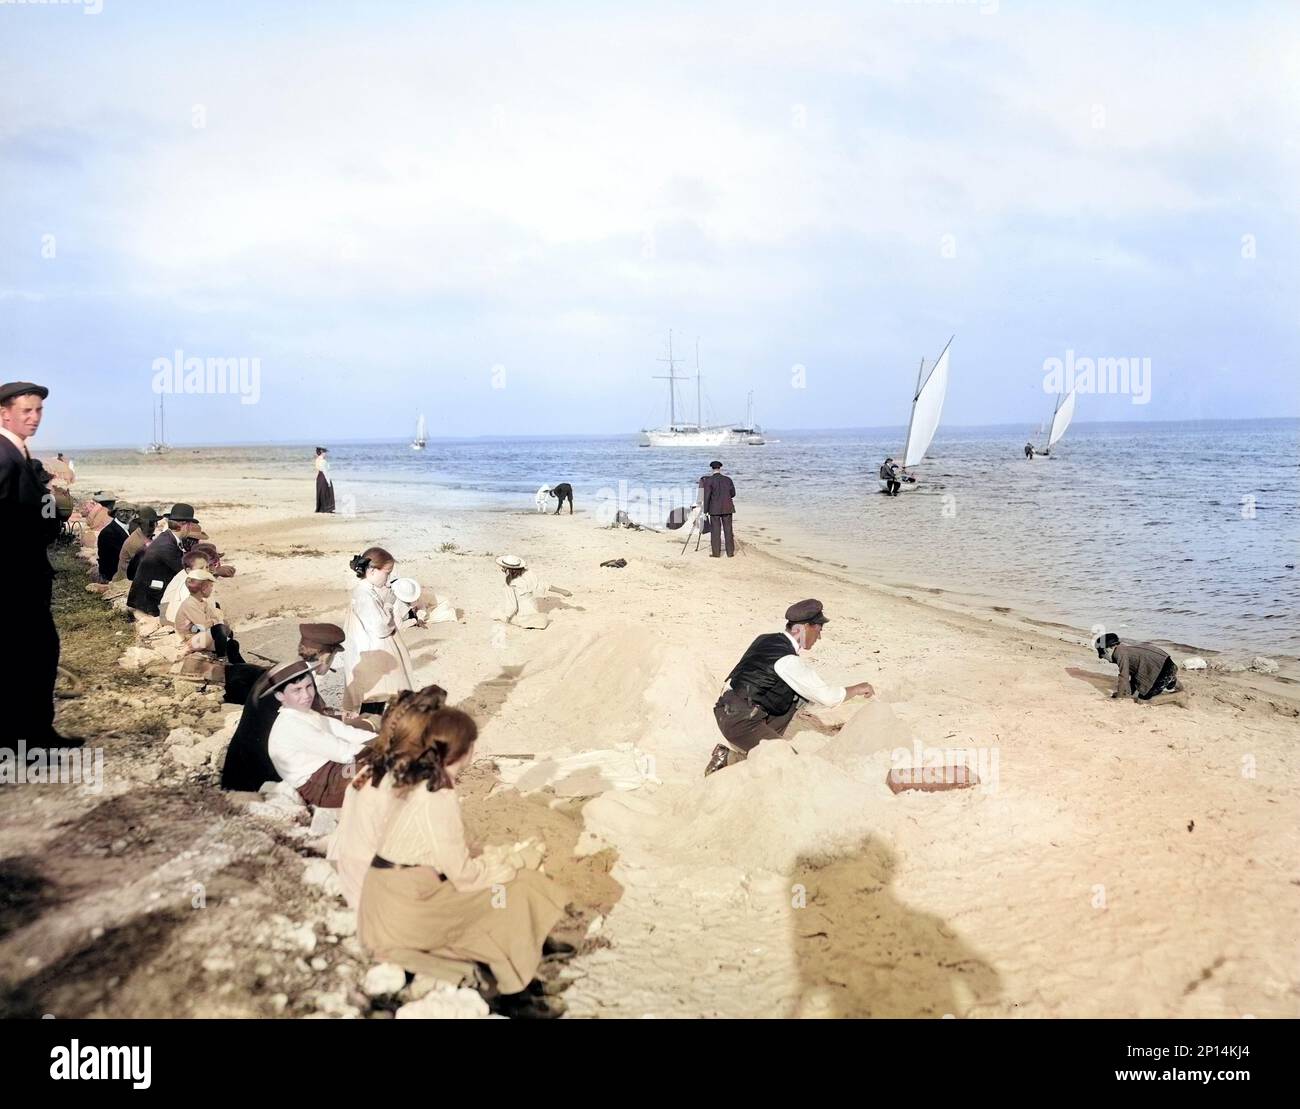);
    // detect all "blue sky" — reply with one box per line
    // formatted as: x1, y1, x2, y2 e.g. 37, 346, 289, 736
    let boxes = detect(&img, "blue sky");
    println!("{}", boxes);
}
1, 0, 1297, 447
